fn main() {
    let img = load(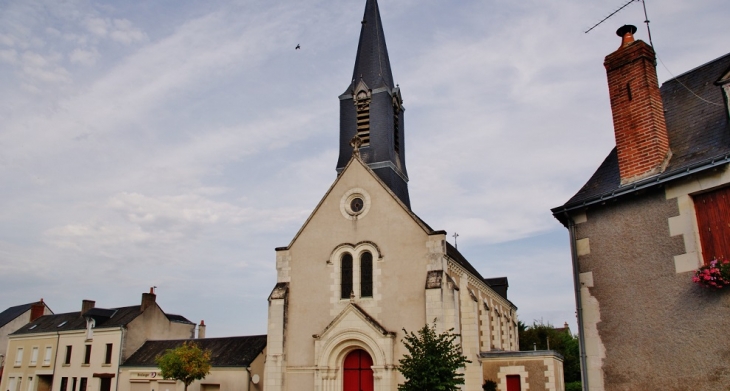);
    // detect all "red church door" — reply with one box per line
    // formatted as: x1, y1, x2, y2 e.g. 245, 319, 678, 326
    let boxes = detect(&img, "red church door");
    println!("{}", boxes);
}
343, 349, 373, 391
506, 375, 521, 391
